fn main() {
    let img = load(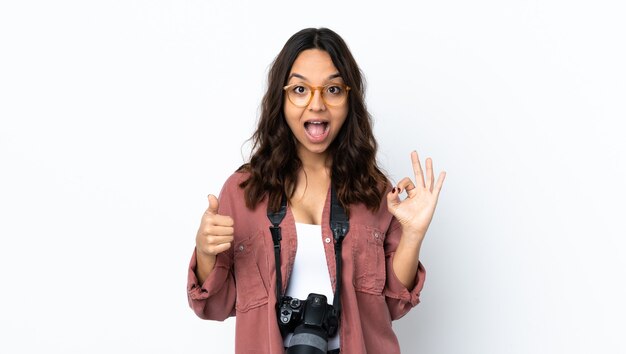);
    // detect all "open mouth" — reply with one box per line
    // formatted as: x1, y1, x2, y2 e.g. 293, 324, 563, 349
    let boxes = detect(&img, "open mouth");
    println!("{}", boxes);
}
304, 121, 329, 138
